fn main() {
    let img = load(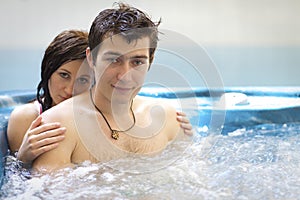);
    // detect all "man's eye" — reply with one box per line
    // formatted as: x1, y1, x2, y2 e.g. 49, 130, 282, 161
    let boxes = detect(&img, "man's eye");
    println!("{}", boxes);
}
133, 60, 144, 66
107, 58, 119, 63
132, 59, 148, 69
